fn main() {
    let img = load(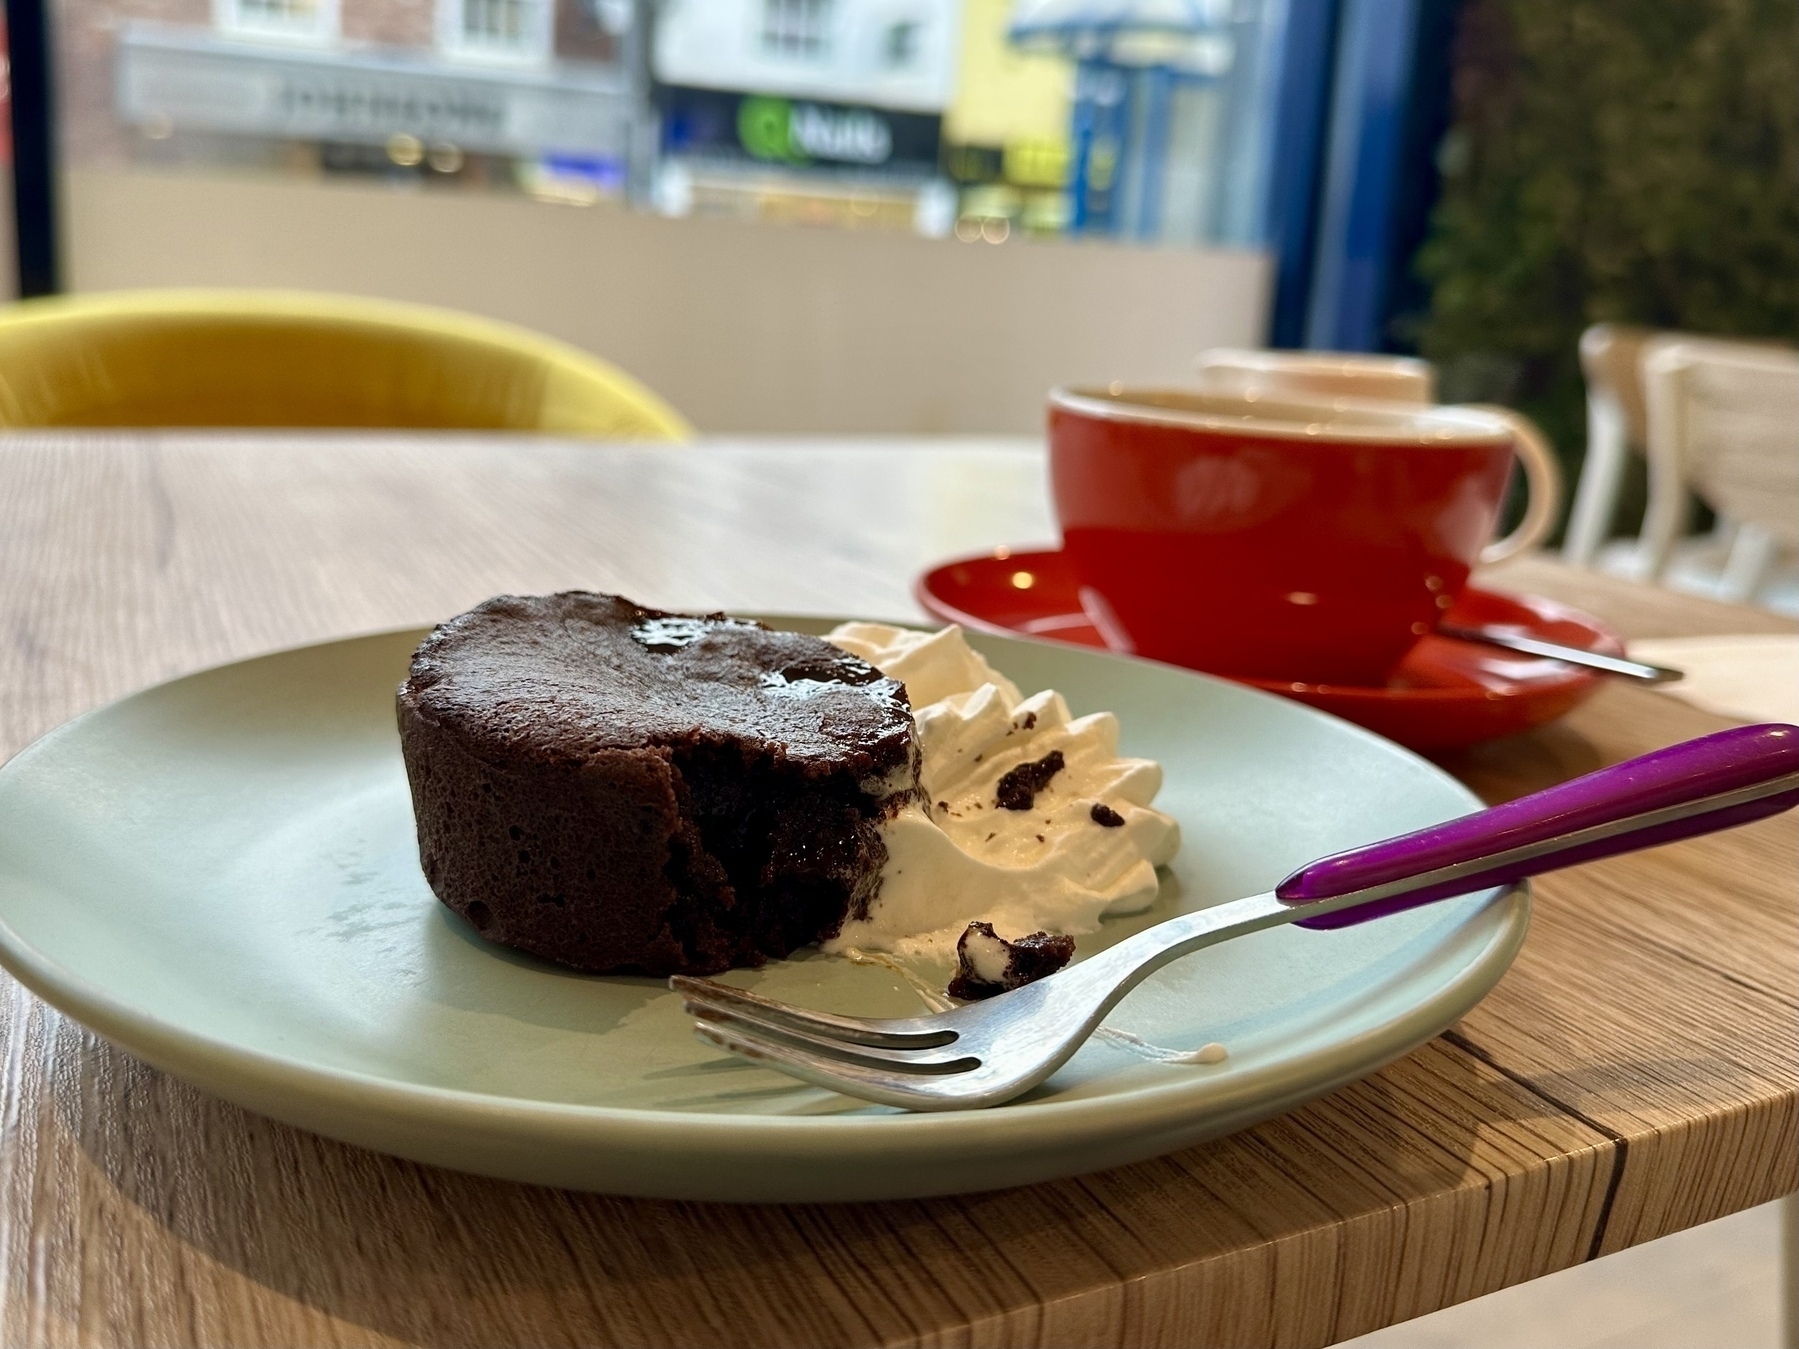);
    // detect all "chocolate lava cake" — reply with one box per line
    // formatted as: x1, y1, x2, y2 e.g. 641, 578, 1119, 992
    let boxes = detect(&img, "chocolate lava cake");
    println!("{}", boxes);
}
396, 592, 918, 976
